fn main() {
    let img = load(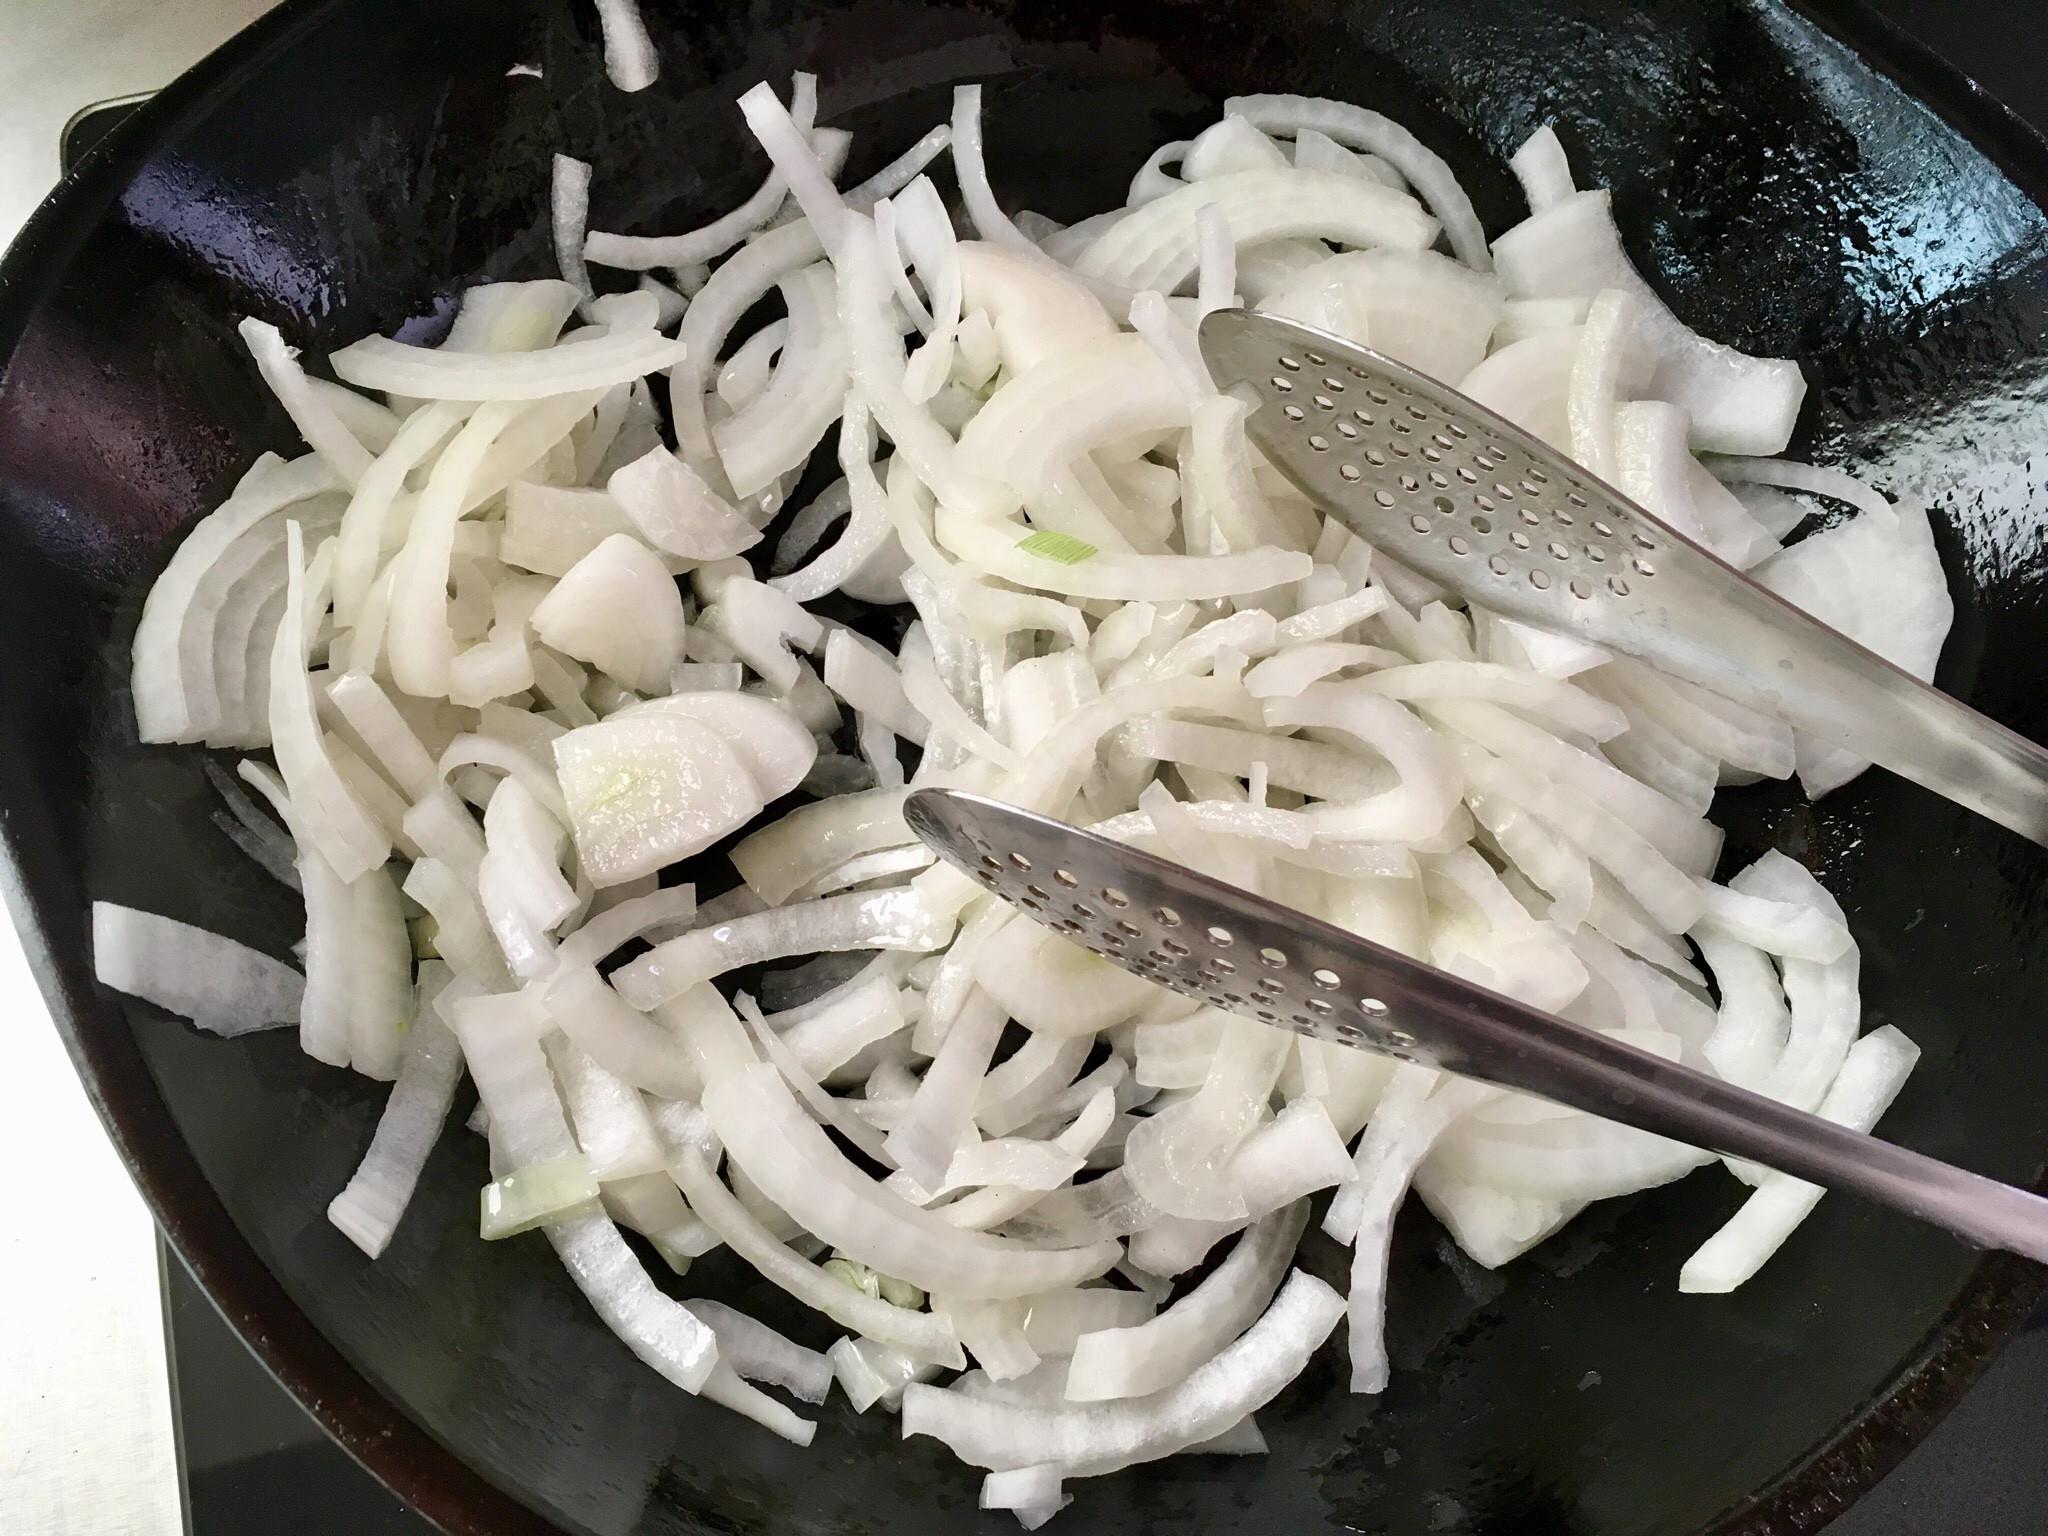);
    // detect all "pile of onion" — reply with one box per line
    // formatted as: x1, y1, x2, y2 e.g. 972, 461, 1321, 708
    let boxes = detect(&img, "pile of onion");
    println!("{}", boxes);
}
96, 66, 1947, 1524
